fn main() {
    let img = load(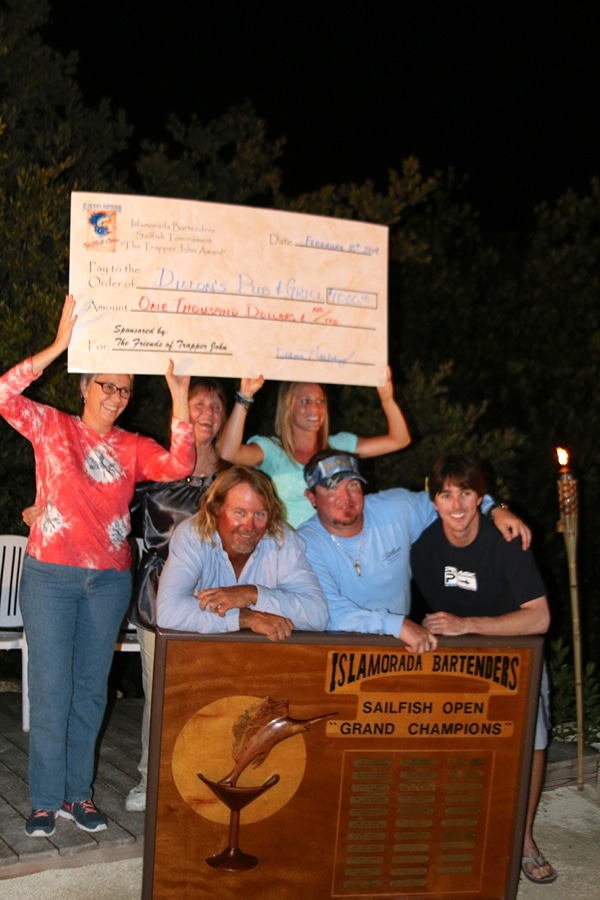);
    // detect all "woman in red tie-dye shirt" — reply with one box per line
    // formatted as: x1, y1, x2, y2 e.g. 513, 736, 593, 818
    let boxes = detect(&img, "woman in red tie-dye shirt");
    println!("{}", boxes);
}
0, 295, 195, 838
